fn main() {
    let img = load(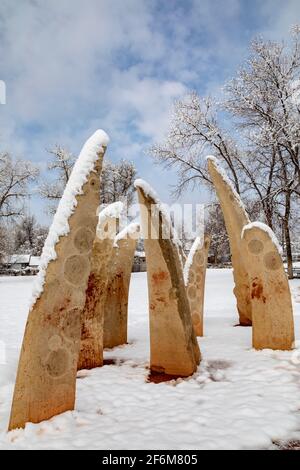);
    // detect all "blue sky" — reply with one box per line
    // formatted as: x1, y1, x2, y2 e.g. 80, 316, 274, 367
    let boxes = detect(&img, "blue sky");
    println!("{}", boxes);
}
0, 0, 299, 224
